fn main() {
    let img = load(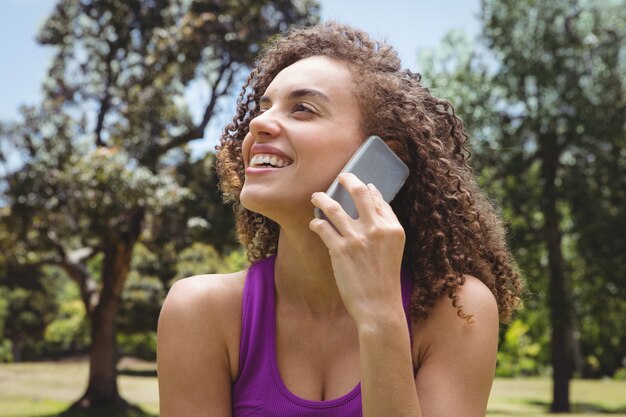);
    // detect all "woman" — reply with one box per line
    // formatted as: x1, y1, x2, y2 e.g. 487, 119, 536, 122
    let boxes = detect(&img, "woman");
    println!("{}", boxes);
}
157, 22, 522, 417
